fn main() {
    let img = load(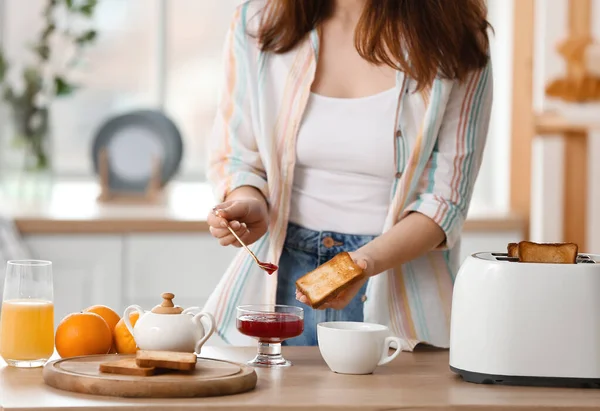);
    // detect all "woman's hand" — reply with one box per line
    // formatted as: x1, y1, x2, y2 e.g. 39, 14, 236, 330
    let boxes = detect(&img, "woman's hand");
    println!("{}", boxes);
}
295, 251, 375, 310
207, 197, 269, 247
